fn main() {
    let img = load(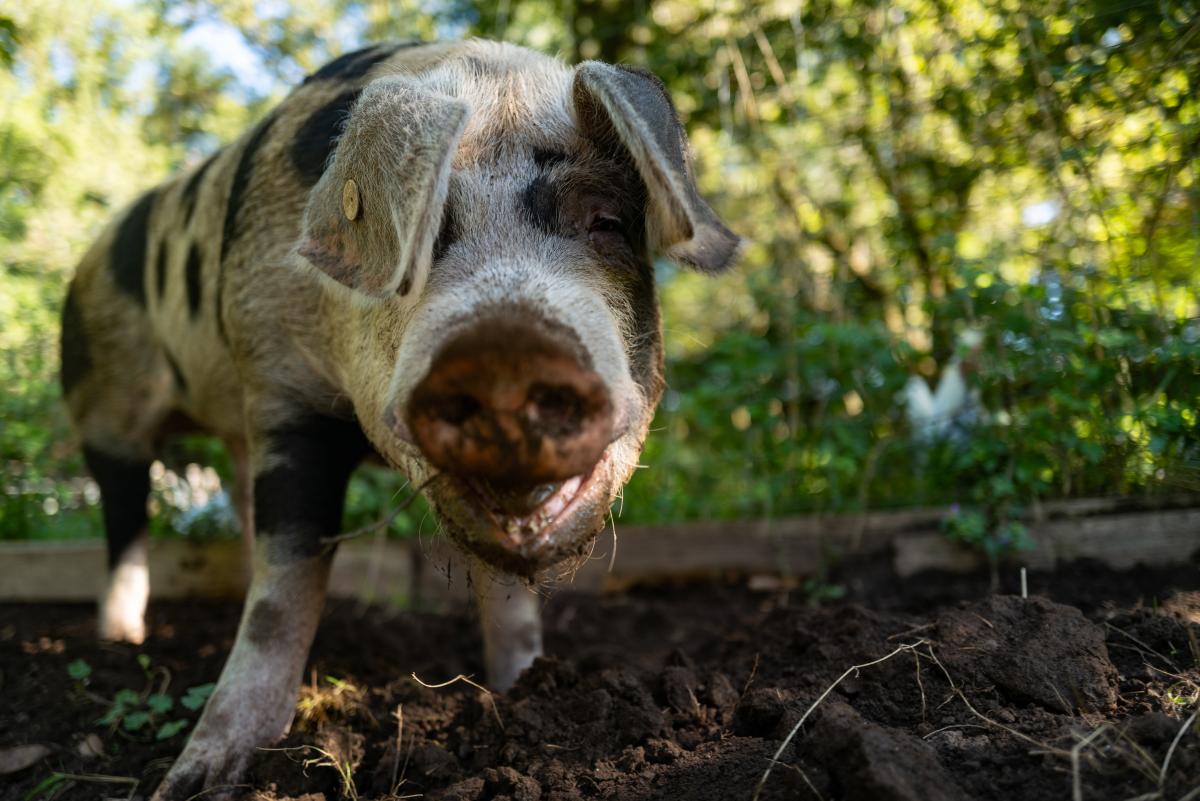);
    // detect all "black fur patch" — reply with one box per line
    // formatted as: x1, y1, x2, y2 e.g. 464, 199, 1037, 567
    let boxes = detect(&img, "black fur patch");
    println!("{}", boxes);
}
165, 350, 188, 394
302, 44, 400, 85
155, 241, 169, 300
521, 174, 560, 236
244, 598, 286, 645
253, 414, 370, 558
221, 116, 277, 263
290, 89, 361, 186
83, 446, 151, 568
60, 285, 91, 395
218, 114, 278, 345
533, 148, 567, 169
185, 243, 203, 317
432, 201, 458, 263
109, 190, 158, 306
181, 152, 217, 223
